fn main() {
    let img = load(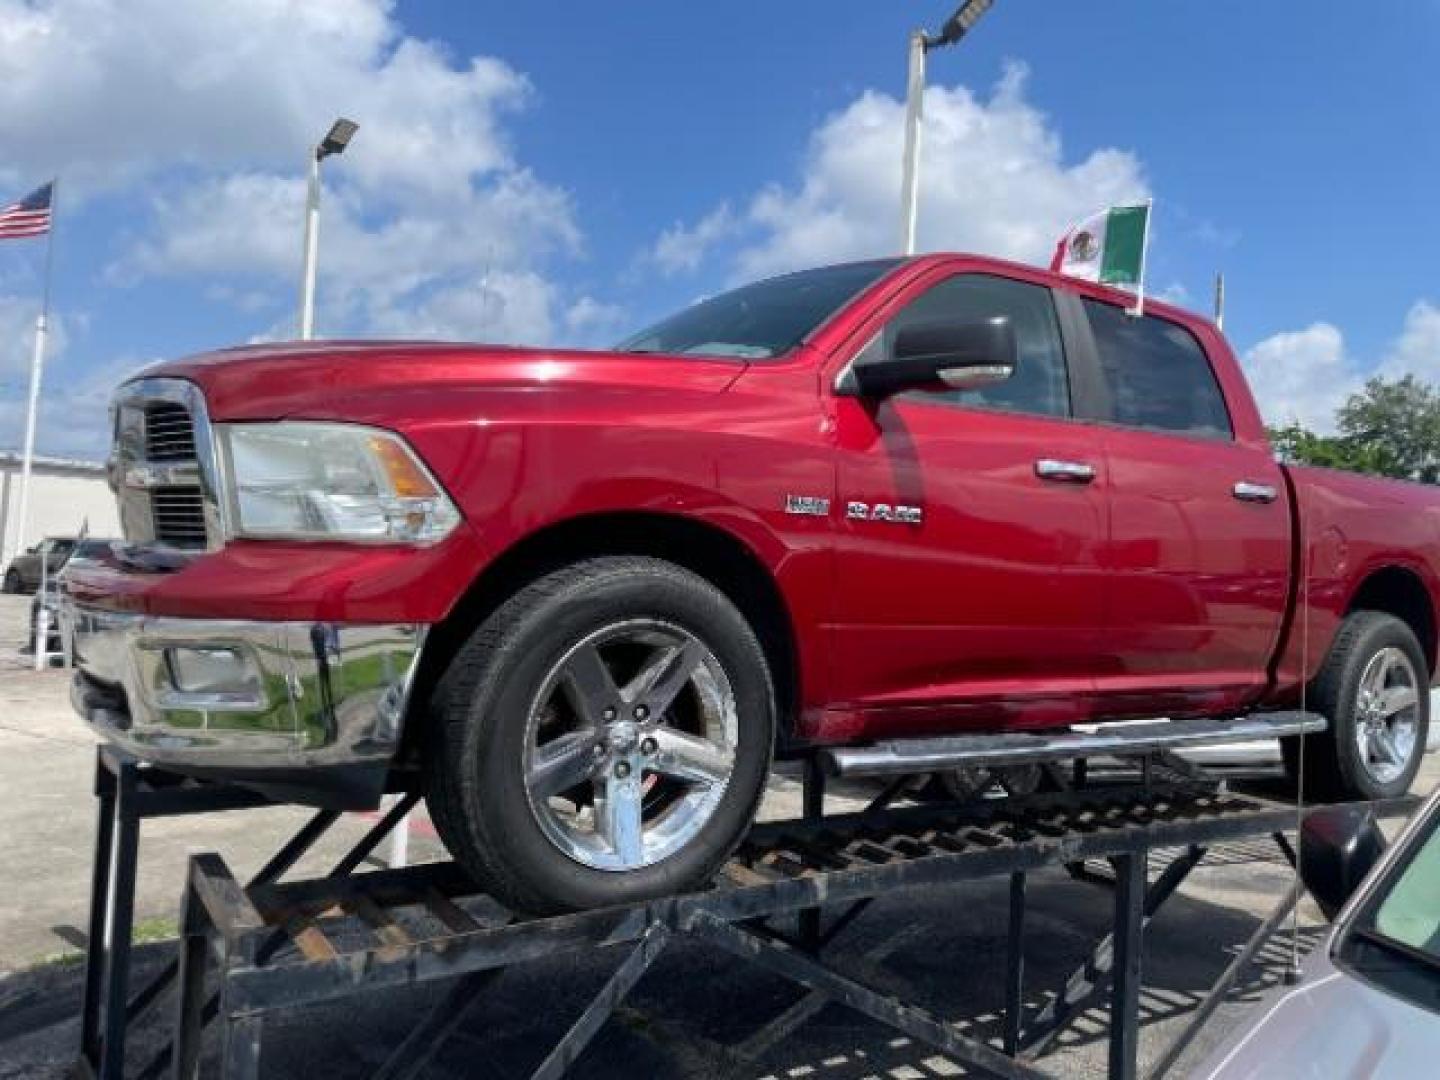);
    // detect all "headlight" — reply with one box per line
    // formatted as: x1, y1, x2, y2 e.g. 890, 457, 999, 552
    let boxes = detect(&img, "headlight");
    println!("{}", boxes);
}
219, 422, 461, 544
